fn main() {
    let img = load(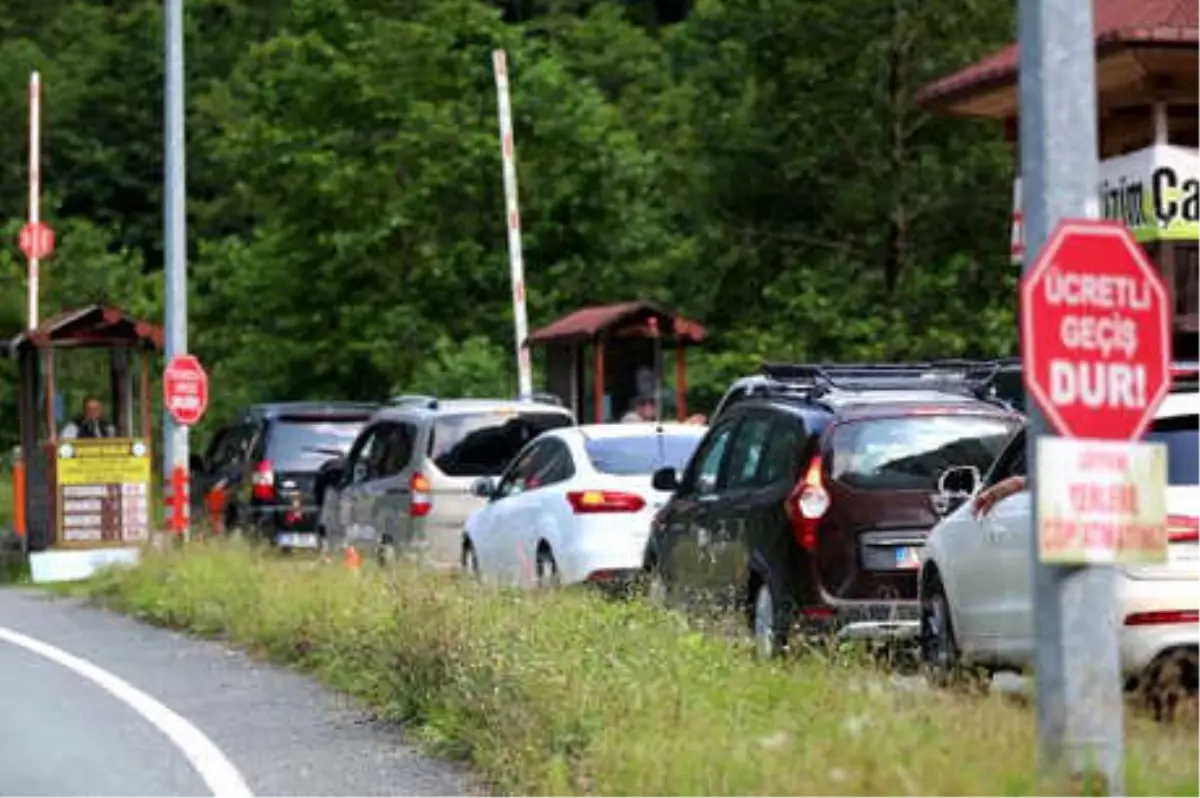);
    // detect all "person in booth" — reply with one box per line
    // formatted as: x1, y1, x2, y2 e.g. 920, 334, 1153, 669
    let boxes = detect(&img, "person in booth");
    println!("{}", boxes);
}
60, 395, 117, 439
621, 394, 658, 423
